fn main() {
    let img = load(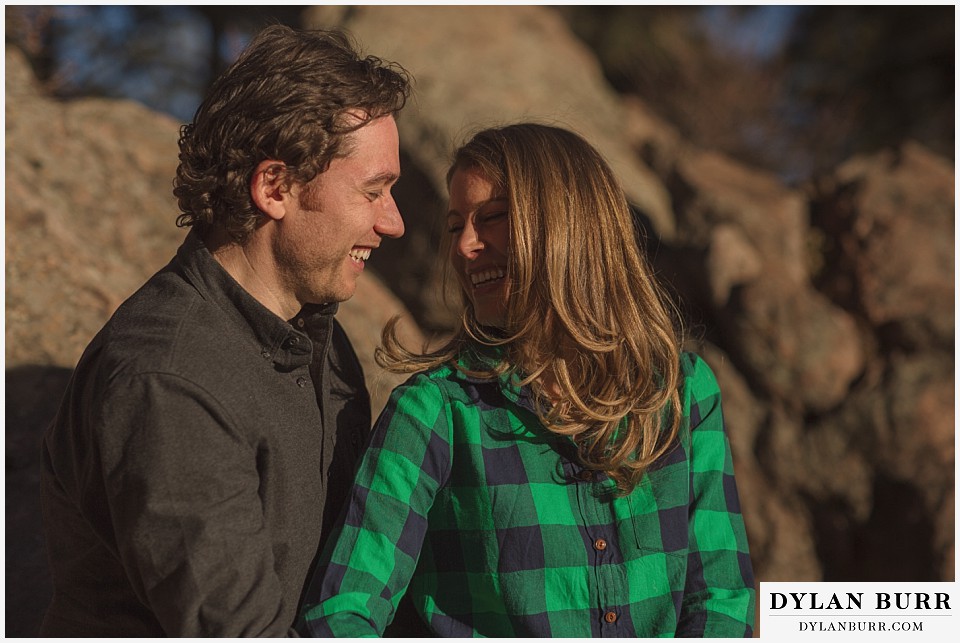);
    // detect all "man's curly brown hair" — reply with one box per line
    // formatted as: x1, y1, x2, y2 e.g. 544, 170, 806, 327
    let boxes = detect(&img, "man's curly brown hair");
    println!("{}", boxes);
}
174, 25, 410, 242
